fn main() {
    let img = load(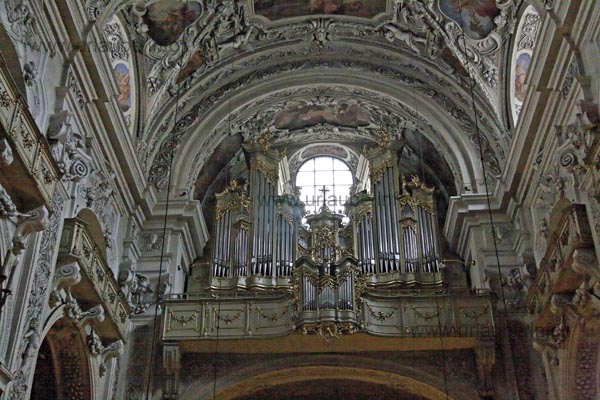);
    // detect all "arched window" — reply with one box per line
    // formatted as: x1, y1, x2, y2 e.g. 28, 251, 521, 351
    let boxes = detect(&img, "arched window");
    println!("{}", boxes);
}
295, 156, 353, 216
